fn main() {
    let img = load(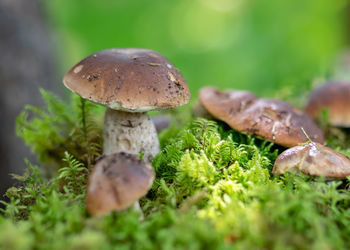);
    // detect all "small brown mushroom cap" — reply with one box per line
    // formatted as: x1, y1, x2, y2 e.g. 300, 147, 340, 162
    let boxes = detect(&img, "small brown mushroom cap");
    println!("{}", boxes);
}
63, 48, 190, 112
305, 82, 350, 127
86, 152, 155, 216
199, 87, 324, 147
273, 142, 350, 178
